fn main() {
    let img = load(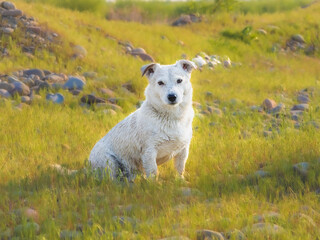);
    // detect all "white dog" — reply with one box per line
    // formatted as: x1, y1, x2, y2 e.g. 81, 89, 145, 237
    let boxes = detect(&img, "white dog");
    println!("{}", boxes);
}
89, 60, 197, 181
